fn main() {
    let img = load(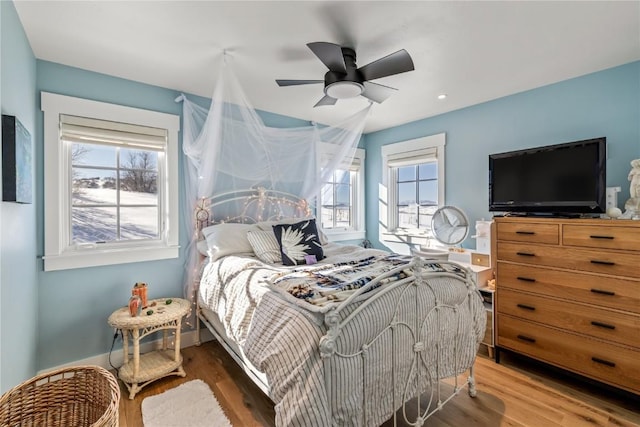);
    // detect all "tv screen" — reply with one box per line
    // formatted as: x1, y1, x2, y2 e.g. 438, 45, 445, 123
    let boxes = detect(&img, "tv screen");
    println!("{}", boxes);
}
489, 137, 606, 215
